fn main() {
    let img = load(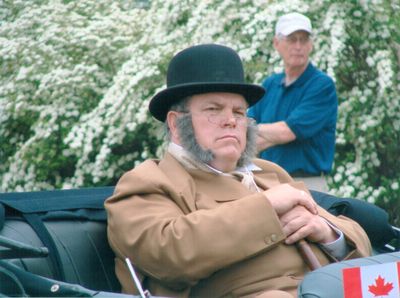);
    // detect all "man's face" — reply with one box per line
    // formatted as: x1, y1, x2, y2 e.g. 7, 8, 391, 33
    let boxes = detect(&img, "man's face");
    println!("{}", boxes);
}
274, 30, 313, 69
187, 92, 248, 169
